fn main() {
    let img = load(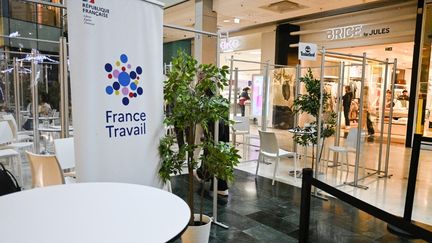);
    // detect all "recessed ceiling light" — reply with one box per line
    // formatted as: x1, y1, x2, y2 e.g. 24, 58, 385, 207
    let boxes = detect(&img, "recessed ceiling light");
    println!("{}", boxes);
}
234, 18, 240, 24
223, 19, 230, 23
